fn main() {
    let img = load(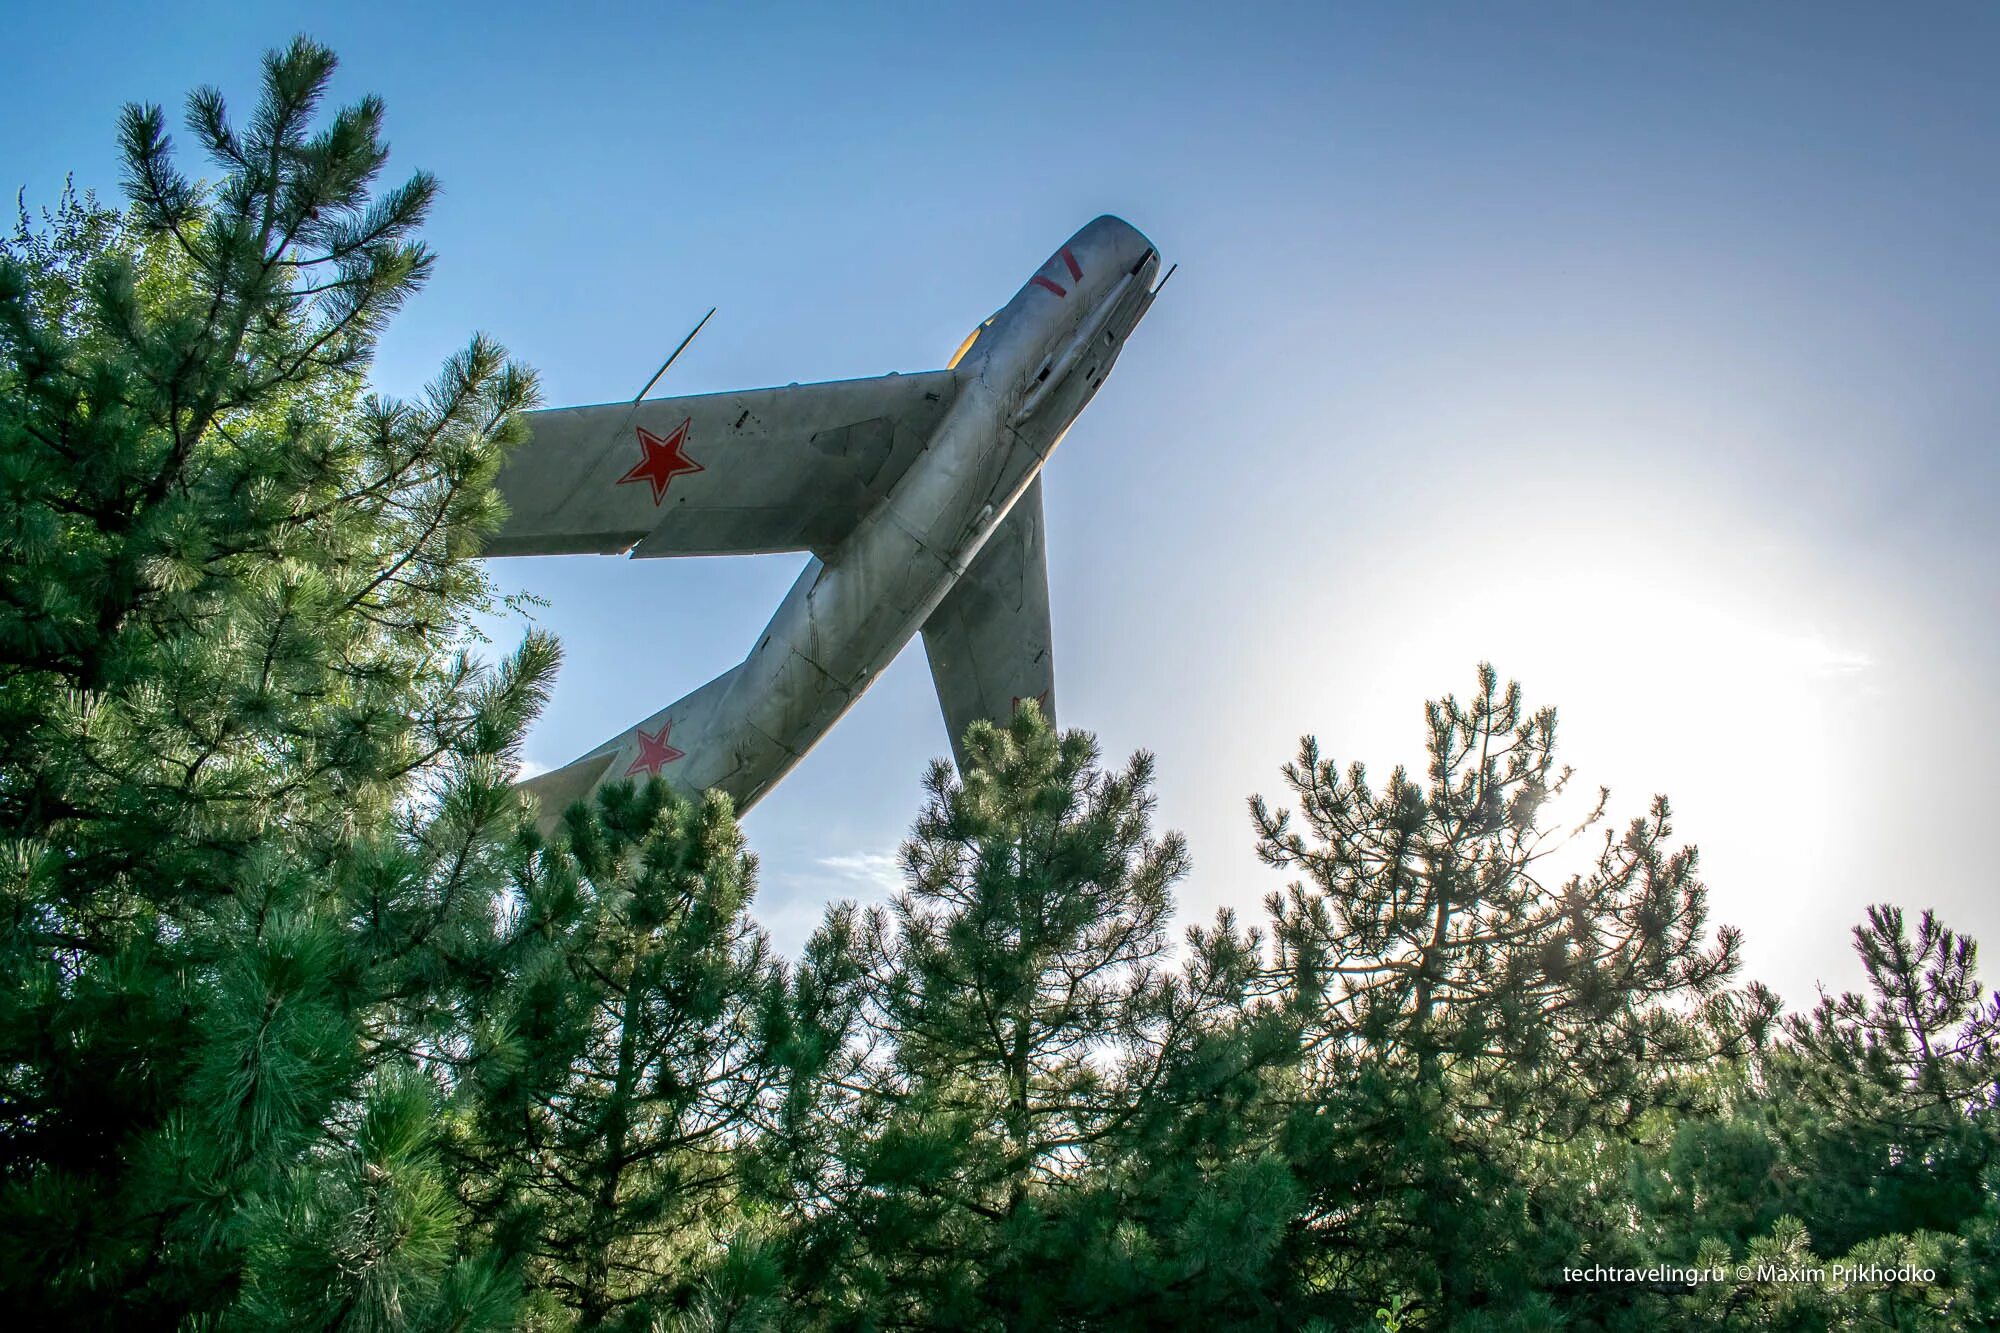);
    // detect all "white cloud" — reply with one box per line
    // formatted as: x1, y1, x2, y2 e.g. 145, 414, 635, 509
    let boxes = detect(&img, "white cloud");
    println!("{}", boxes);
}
755, 847, 905, 957
816, 850, 904, 893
